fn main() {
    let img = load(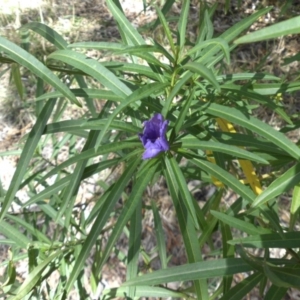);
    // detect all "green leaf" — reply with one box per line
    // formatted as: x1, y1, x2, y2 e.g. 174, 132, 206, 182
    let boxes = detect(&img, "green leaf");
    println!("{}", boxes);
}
44, 119, 140, 135
56, 101, 115, 225
164, 155, 208, 299
162, 71, 193, 117
205, 103, 300, 160
177, 0, 190, 49
251, 82, 300, 95
196, 7, 215, 44
32, 141, 140, 187
221, 84, 292, 124
221, 7, 272, 42
219, 272, 264, 300
116, 44, 174, 64
126, 196, 142, 298
154, 5, 175, 54
264, 264, 300, 289
264, 284, 288, 300
0, 220, 30, 248
210, 211, 271, 235
106, 0, 145, 45
173, 90, 195, 136
235, 16, 300, 44
165, 155, 199, 230
103, 285, 187, 298
11, 250, 63, 300
211, 132, 287, 156
187, 156, 256, 203
198, 7, 272, 66
290, 183, 300, 230
152, 0, 176, 29
216, 73, 280, 82
0, 37, 79, 106
123, 258, 253, 286
228, 231, 300, 248
182, 62, 220, 92
198, 215, 218, 248
179, 136, 269, 164
65, 158, 140, 294
151, 201, 168, 269
22, 22, 68, 49
68, 41, 124, 51
2, 258, 16, 287
7, 215, 50, 244
22, 159, 120, 207
36, 88, 123, 102
48, 50, 131, 98
11, 63, 24, 100
186, 38, 230, 64
221, 221, 234, 294
96, 160, 158, 273
0, 99, 56, 221
252, 163, 300, 208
